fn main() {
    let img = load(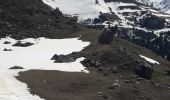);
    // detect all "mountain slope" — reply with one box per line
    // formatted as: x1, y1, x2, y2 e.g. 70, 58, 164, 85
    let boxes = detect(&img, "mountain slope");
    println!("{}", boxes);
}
0, 0, 80, 39
0, 0, 170, 100
137, 0, 170, 13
